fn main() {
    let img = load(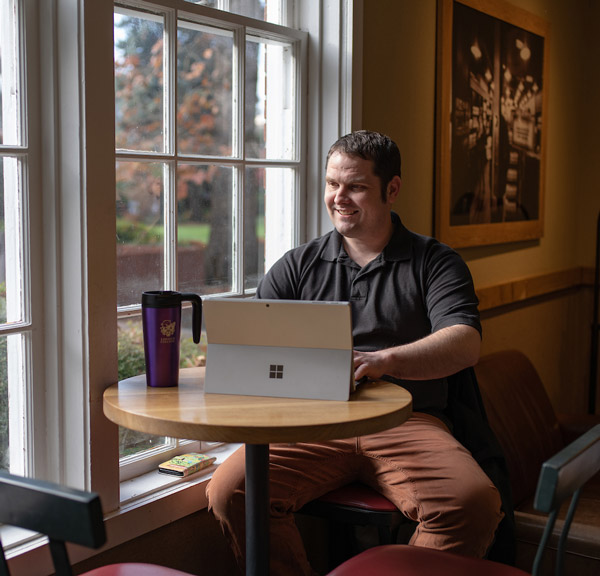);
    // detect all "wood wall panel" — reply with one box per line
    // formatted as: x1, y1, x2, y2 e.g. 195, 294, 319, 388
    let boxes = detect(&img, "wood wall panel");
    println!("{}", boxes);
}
476, 267, 593, 311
